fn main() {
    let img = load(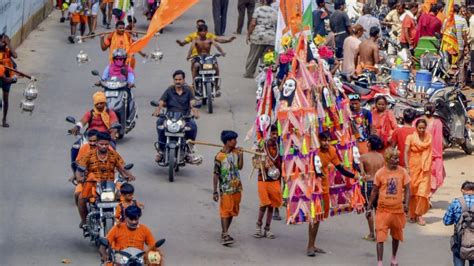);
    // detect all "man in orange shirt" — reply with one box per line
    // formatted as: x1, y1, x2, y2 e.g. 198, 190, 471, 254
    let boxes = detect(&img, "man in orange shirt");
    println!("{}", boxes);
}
0, 34, 18, 128
100, 205, 156, 262
100, 21, 132, 64
367, 148, 410, 266
307, 131, 357, 256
